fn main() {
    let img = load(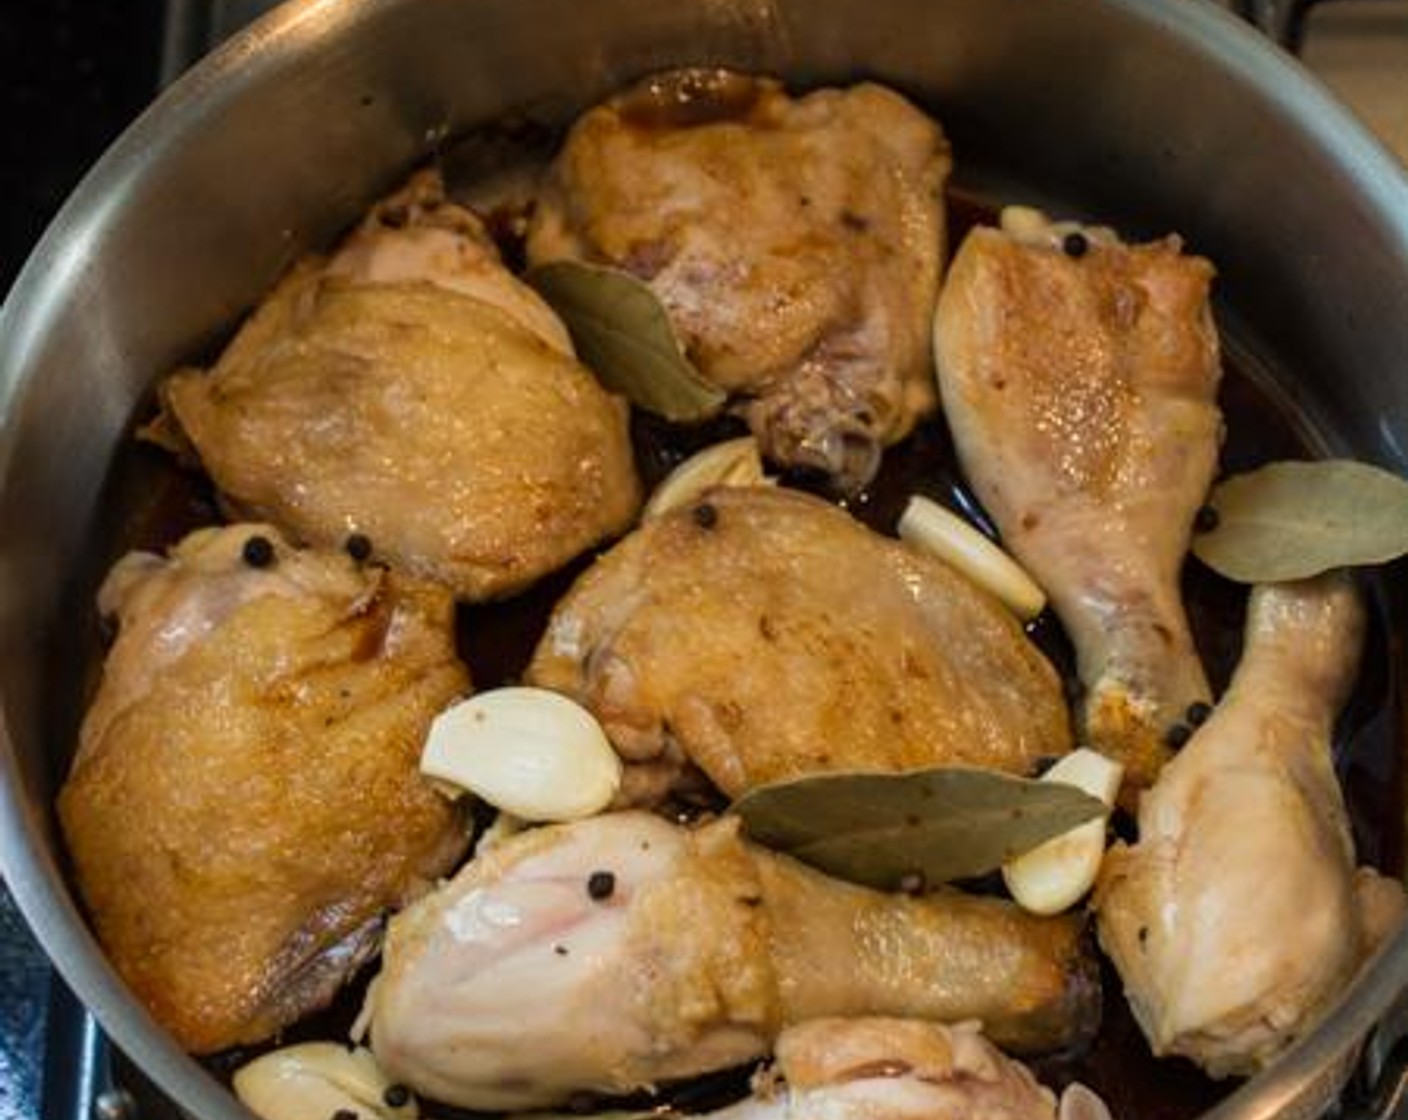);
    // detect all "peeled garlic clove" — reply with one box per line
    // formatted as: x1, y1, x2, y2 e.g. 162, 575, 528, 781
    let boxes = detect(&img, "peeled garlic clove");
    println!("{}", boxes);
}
420, 687, 621, 821
643, 436, 769, 519
898, 495, 1046, 620
1058, 1083, 1115, 1120
474, 811, 528, 855
233, 1043, 416, 1120
1003, 749, 1123, 915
